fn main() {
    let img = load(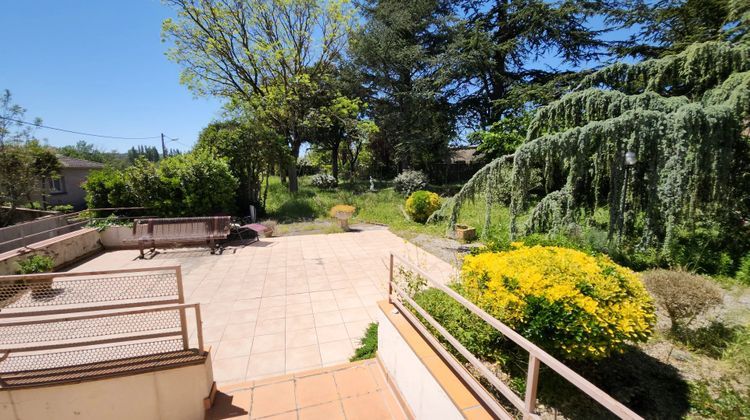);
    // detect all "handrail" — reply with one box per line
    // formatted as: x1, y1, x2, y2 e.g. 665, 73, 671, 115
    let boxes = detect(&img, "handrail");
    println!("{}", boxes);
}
0, 303, 204, 355
388, 252, 643, 420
